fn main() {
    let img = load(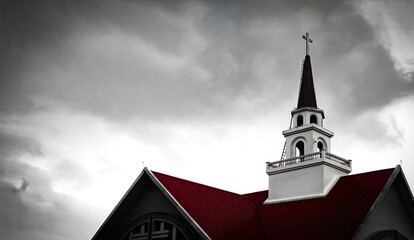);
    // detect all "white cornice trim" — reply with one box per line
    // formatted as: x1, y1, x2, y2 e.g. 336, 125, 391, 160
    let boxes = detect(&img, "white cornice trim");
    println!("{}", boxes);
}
283, 124, 334, 137
291, 107, 325, 119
